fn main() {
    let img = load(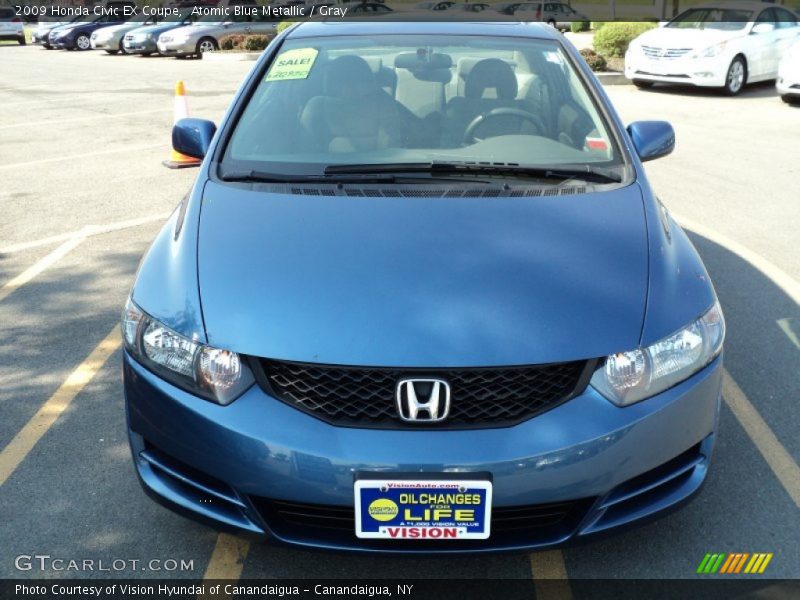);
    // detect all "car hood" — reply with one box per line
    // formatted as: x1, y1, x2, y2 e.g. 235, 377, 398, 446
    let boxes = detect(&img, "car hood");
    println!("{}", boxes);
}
197, 181, 649, 367
636, 26, 744, 49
